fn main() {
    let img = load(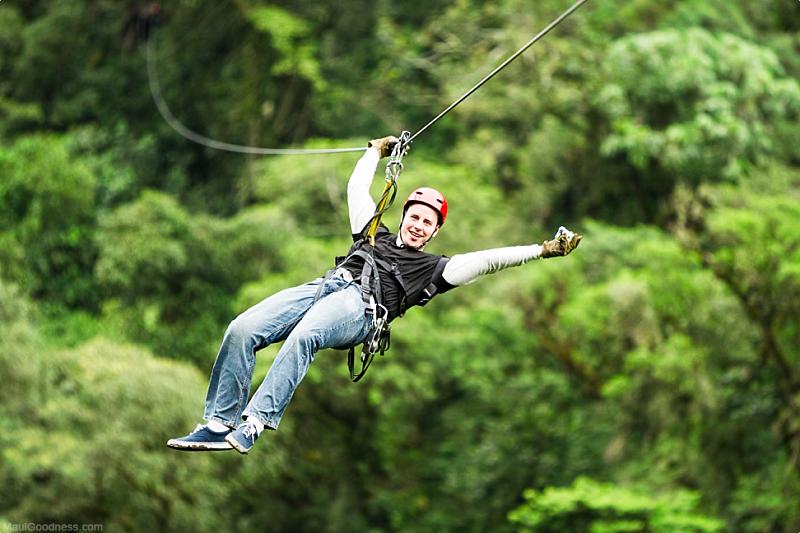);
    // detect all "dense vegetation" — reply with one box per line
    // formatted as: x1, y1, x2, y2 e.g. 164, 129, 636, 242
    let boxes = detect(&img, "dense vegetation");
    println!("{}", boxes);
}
1, 0, 799, 531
